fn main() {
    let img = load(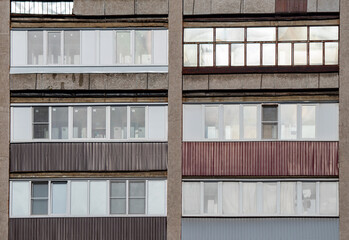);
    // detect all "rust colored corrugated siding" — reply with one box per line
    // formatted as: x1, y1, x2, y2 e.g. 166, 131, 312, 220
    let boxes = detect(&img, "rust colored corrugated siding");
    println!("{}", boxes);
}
275, 0, 307, 13
9, 217, 166, 240
10, 142, 167, 172
182, 142, 338, 176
